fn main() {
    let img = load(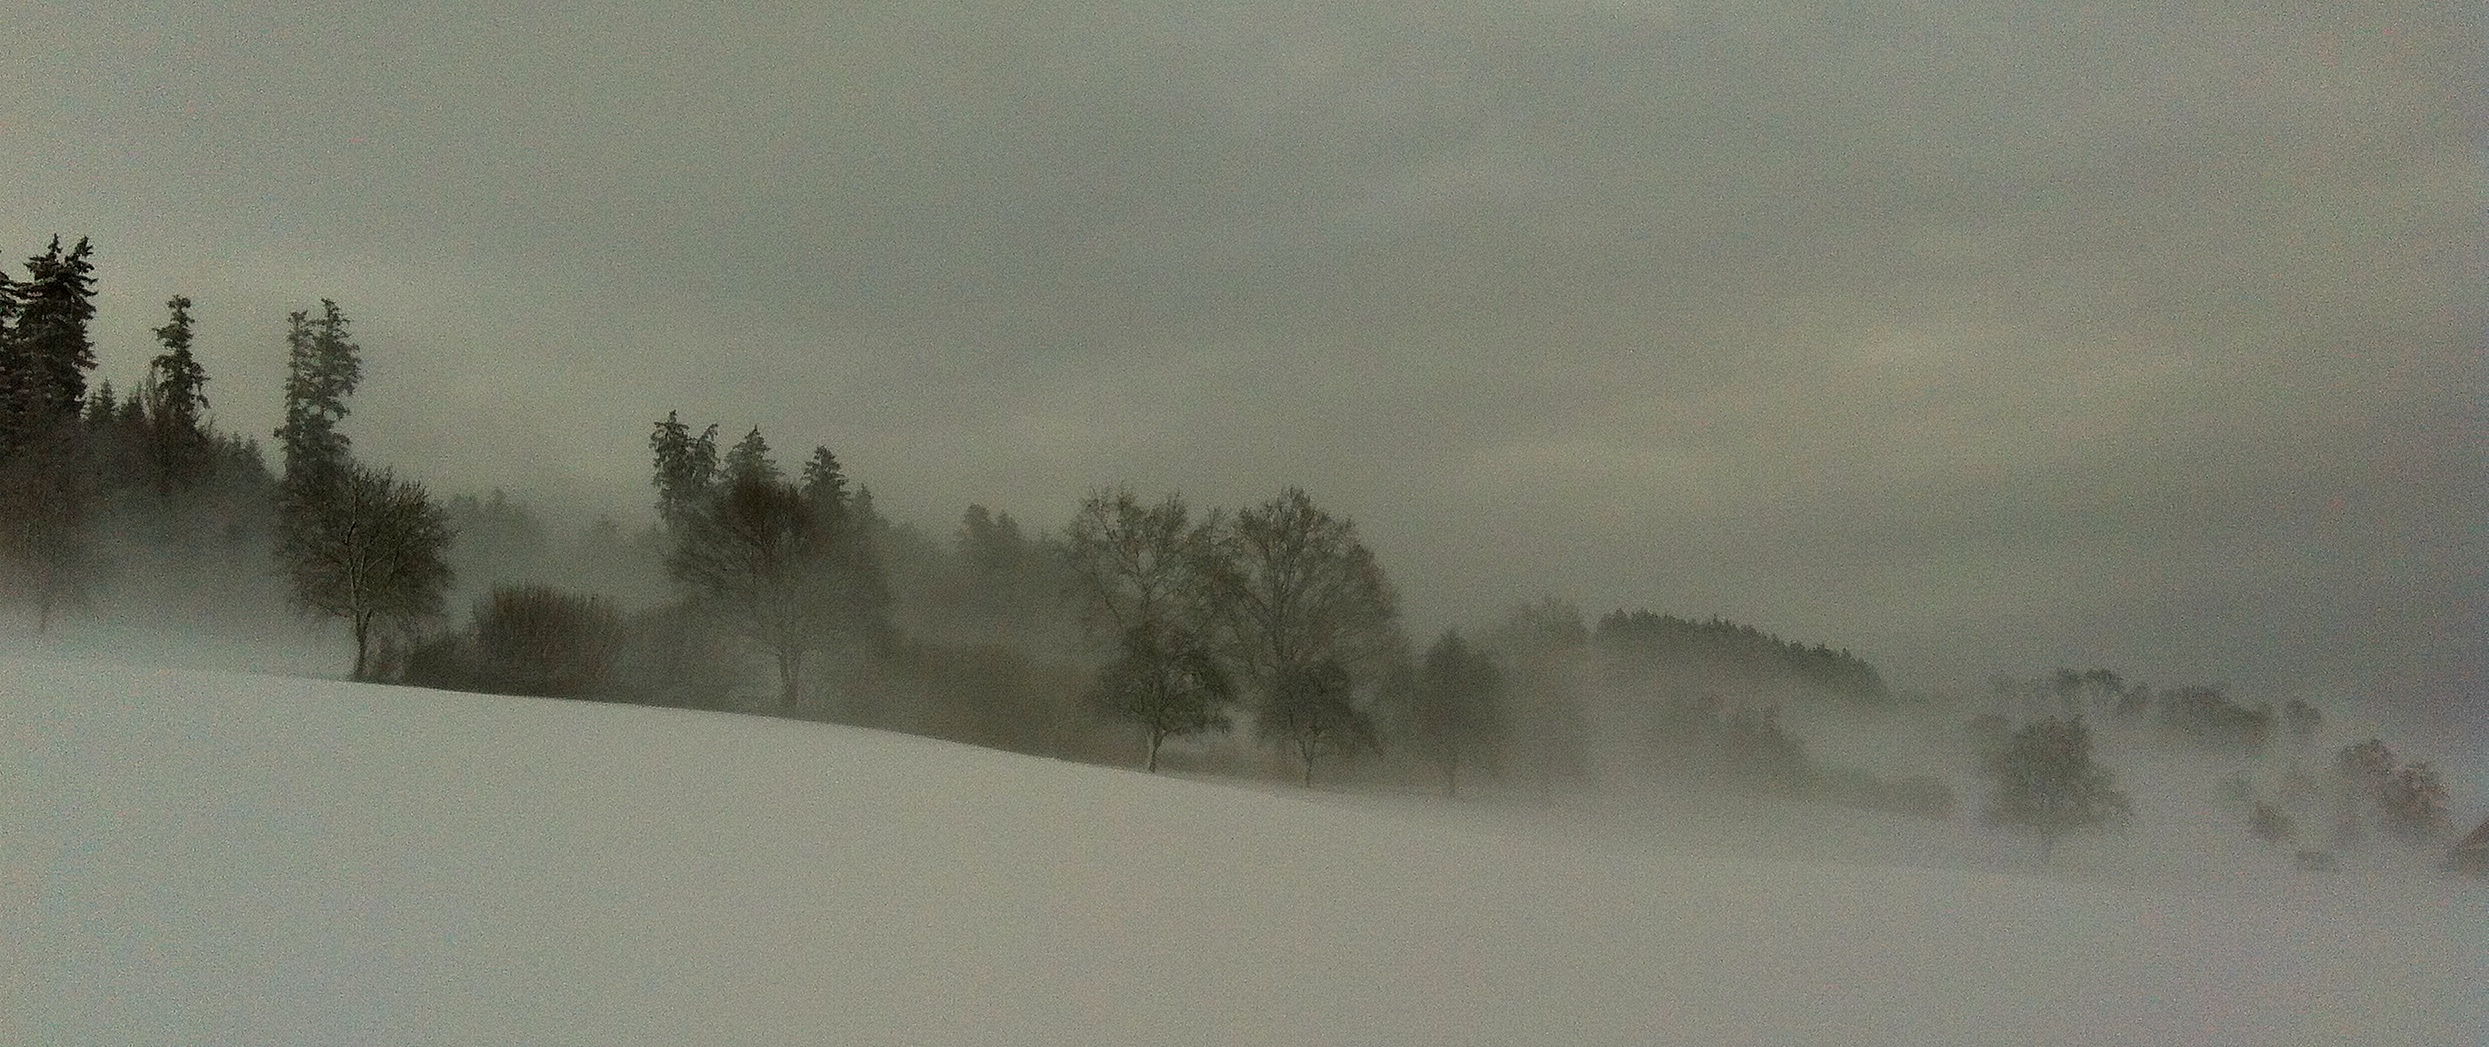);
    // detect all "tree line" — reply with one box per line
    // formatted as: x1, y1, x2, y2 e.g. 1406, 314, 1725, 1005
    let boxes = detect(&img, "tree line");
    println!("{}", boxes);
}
0, 235, 453, 673
6, 235, 2476, 877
